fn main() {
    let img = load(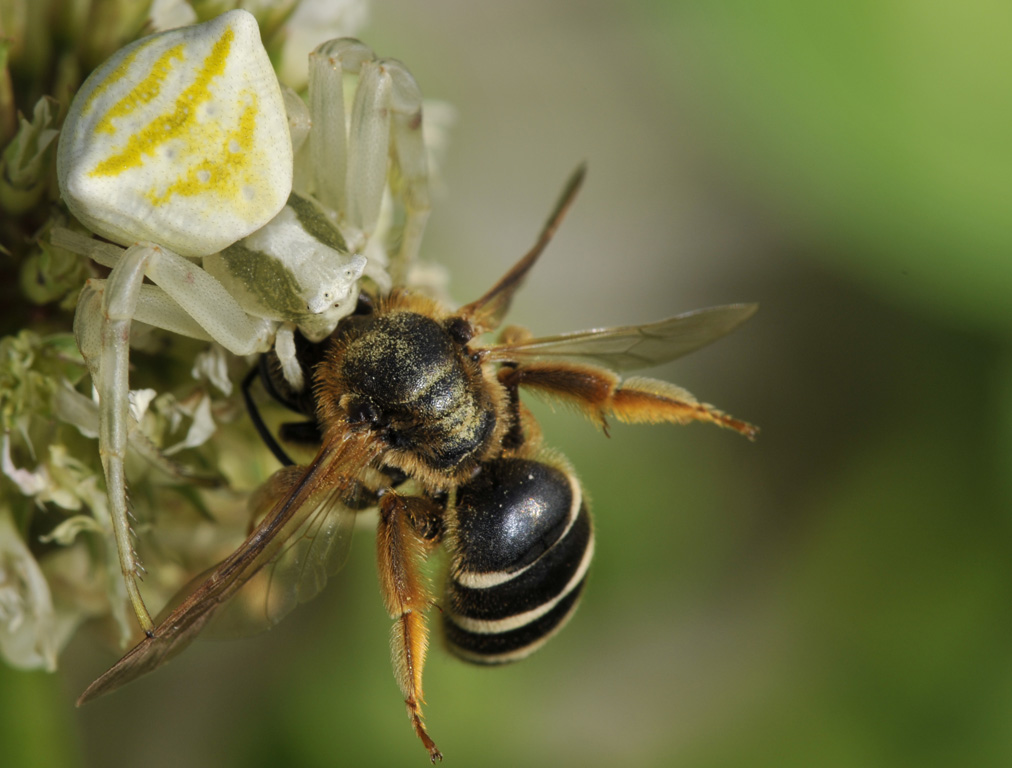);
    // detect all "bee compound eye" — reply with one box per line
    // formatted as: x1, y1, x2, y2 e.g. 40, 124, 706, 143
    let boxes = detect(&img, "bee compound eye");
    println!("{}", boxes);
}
445, 317, 474, 346
346, 397, 380, 427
